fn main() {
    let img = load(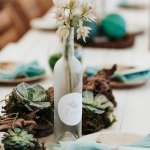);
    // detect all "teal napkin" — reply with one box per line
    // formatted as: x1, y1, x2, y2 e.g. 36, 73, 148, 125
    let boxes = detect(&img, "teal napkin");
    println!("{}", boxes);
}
120, 0, 128, 5
0, 60, 45, 80
85, 66, 150, 82
85, 66, 100, 77
48, 141, 111, 150
115, 134, 150, 149
112, 68, 150, 82
48, 134, 150, 150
